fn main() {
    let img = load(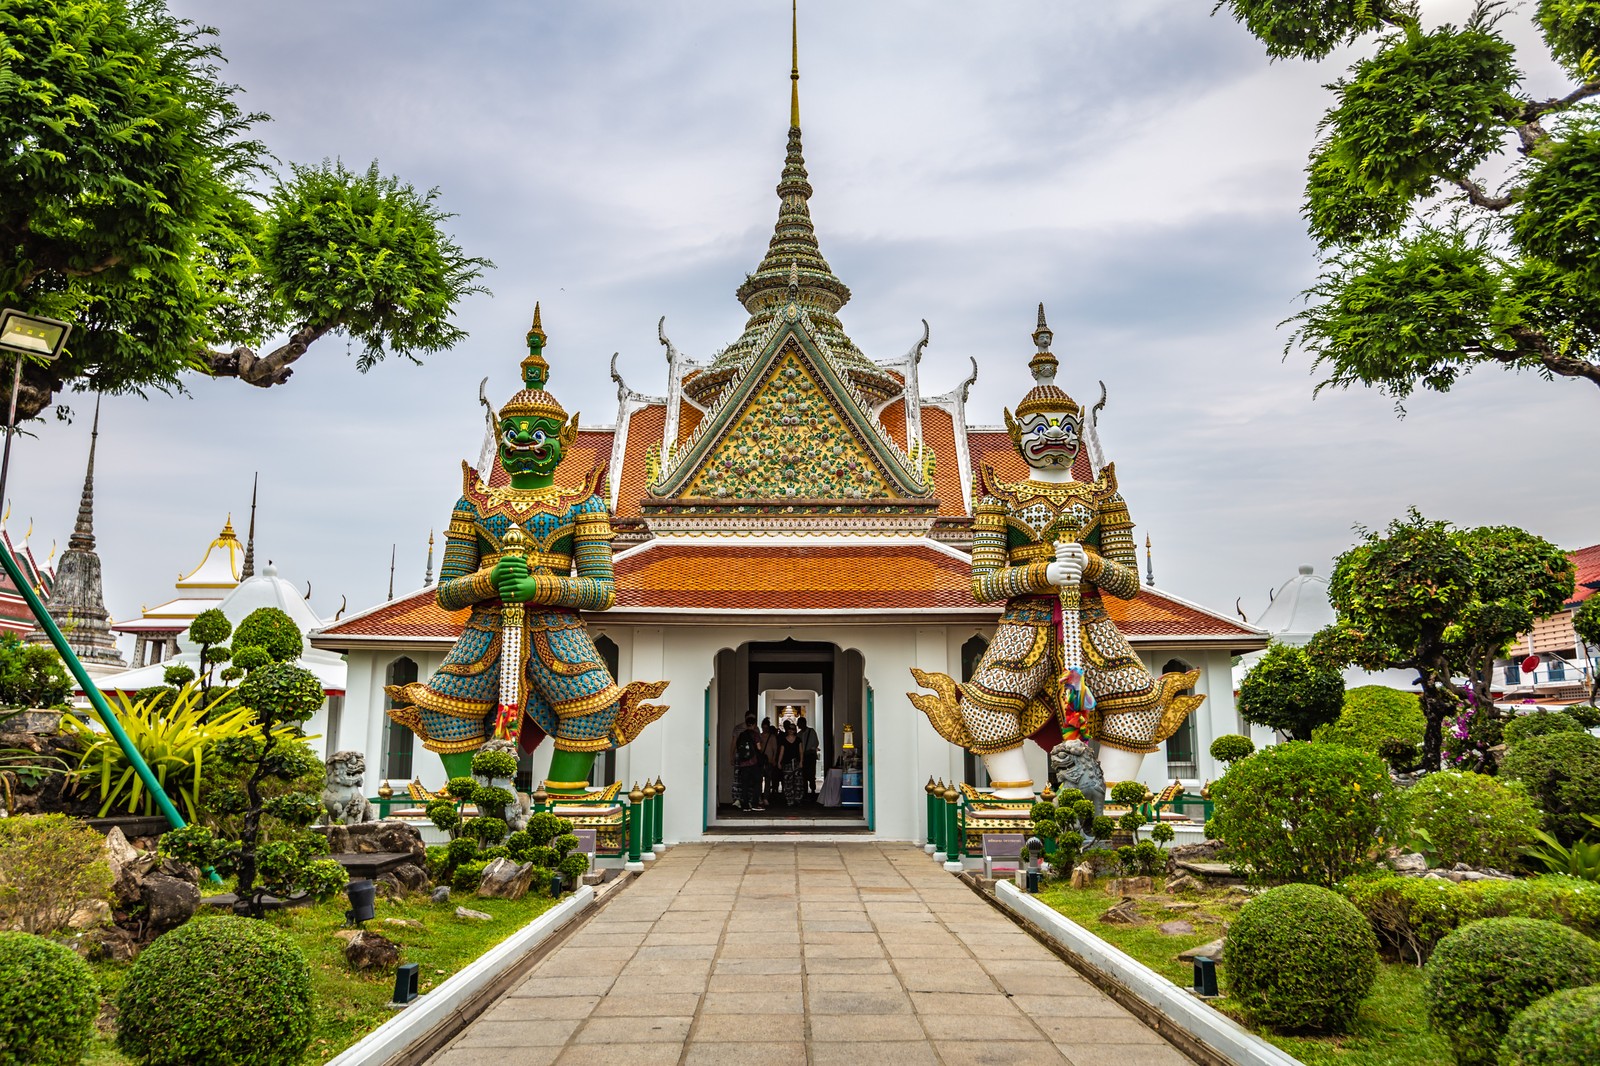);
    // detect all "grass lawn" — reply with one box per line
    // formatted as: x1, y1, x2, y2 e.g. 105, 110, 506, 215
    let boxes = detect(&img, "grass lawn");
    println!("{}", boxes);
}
84, 885, 559, 1065
1036, 880, 1451, 1066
